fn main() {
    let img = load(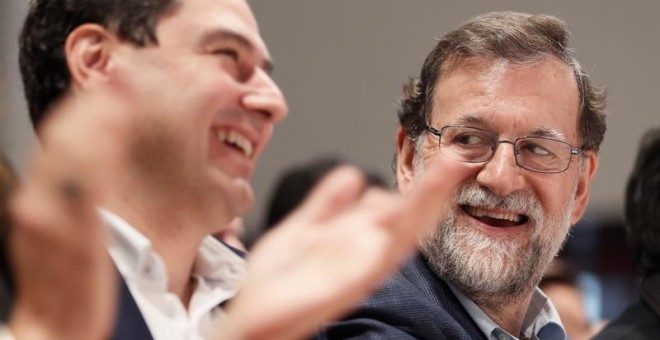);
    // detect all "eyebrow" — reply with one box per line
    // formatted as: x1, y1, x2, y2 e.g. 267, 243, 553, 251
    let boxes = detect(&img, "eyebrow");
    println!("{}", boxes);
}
528, 127, 567, 140
199, 28, 274, 74
454, 113, 491, 127
455, 113, 568, 140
